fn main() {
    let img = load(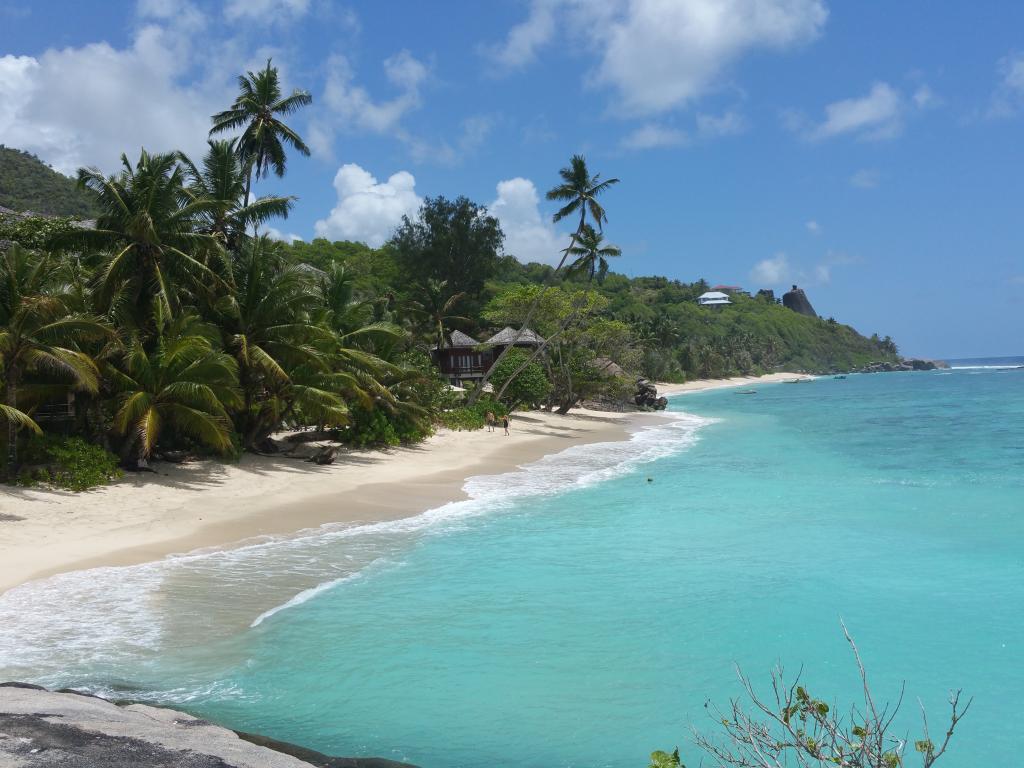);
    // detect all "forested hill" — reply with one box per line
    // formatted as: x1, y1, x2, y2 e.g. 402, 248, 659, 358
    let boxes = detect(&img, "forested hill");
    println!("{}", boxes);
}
282, 238, 899, 380
0, 146, 99, 217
